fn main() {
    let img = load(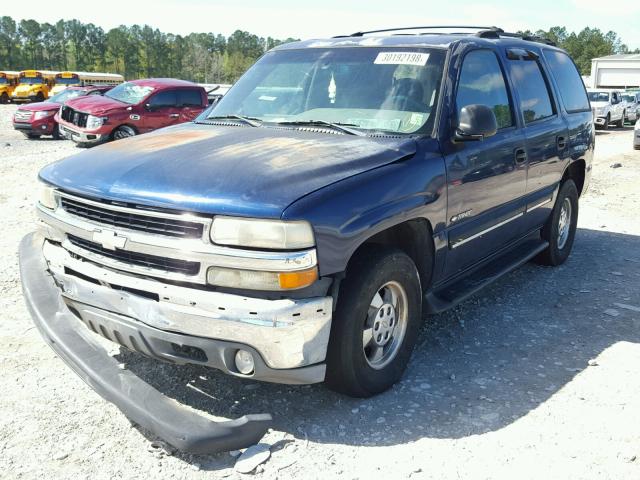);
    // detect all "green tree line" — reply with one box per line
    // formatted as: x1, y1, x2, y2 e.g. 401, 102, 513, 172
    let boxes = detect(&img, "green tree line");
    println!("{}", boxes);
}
0, 16, 297, 83
522, 26, 638, 74
1, 17, 639, 82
